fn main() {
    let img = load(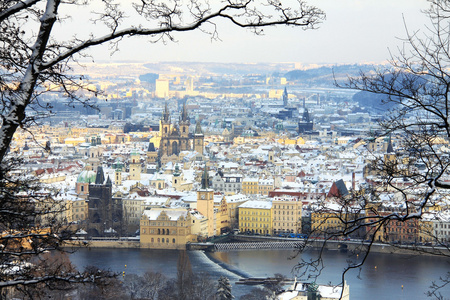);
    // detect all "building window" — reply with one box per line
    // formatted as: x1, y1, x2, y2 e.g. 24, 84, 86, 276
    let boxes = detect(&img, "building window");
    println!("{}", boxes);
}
173, 238, 176, 243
